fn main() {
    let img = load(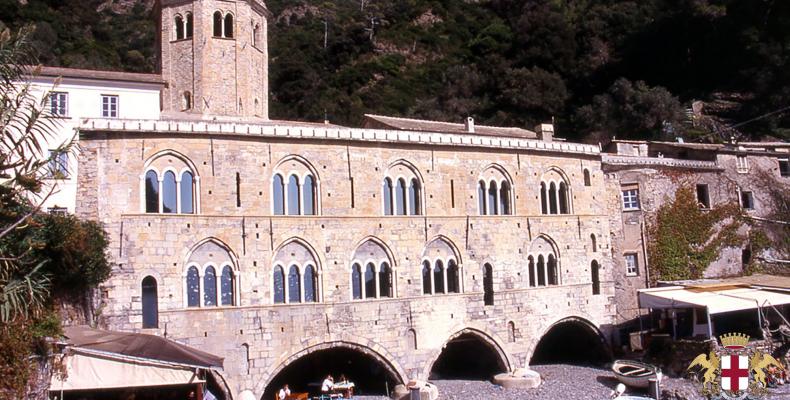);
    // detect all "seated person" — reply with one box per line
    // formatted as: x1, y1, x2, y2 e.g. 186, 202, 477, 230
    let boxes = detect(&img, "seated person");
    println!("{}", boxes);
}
321, 375, 334, 393
277, 384, 291, 400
